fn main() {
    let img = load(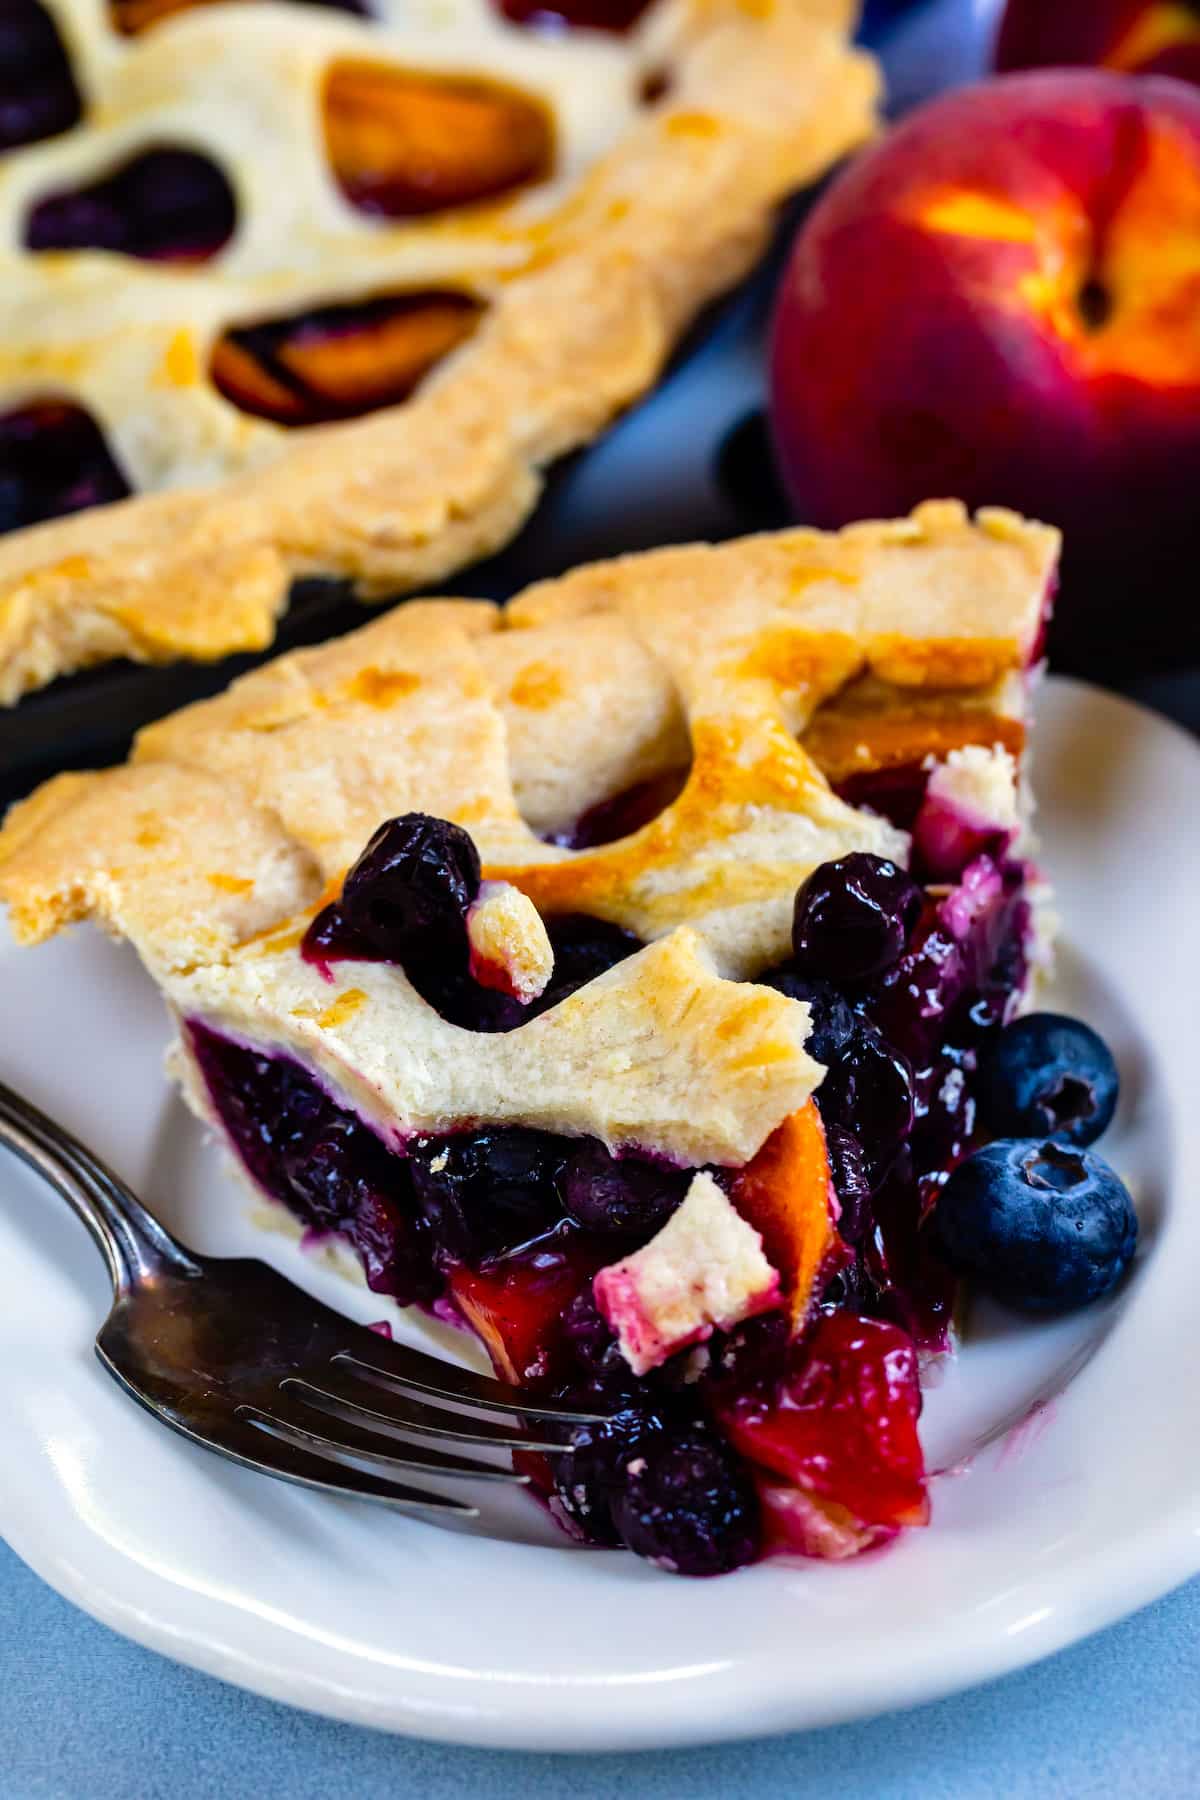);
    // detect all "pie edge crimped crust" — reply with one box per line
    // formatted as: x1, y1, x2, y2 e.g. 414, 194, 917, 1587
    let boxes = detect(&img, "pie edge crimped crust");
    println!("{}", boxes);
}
0, 0, 879, 705
0, 500, 1060, 1167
